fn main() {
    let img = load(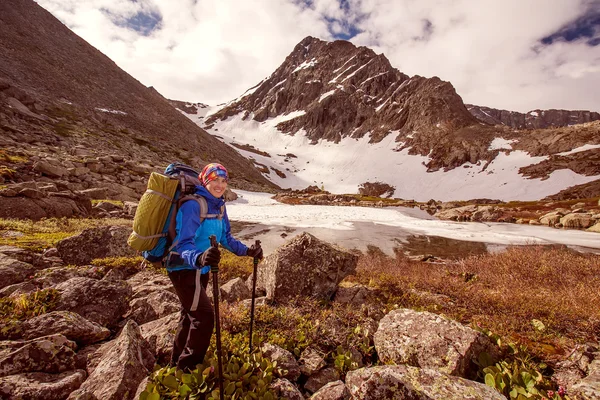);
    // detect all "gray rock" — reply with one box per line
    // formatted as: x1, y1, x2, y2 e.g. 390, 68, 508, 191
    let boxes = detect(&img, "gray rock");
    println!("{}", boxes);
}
0, 334, 76, 377
0, 254, 39, 290
77, 187, 107, 200
140, 311, 179, 365
15, 311, 110, 345
57, 226, 136, 265
0, 281, 39, 299
54, 277, 132, 327
0, 369, 87, 400
333, 283, 370, 305
310, 380, 350, 400
220, 277, 251, 303
125, 289, 180, 325
256, 233, 358, 303
67, 320, 154, 400
93, 201, 122, 212
561, 213, 595, 229
539, 211, 564, 226
123, 201, 138, 216
299, 346, 327, 376
19, 188, 47, 199
127, 270, 174, 299
33, 160, 67, 178
0, 195, 91, 220
374, 309, 498, 379
261, 343, 301, 382
346, 365, 506, 399
270, 378, 303, 400
305, 367, 340, 394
